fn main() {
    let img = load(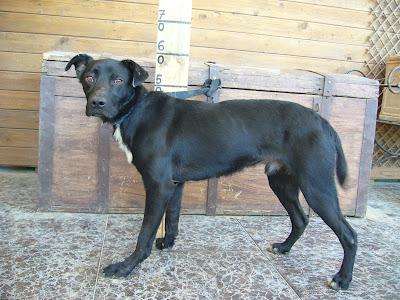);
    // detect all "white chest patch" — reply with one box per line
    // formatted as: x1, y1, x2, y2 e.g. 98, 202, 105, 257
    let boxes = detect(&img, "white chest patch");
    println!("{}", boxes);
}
113, 126, 133, 163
